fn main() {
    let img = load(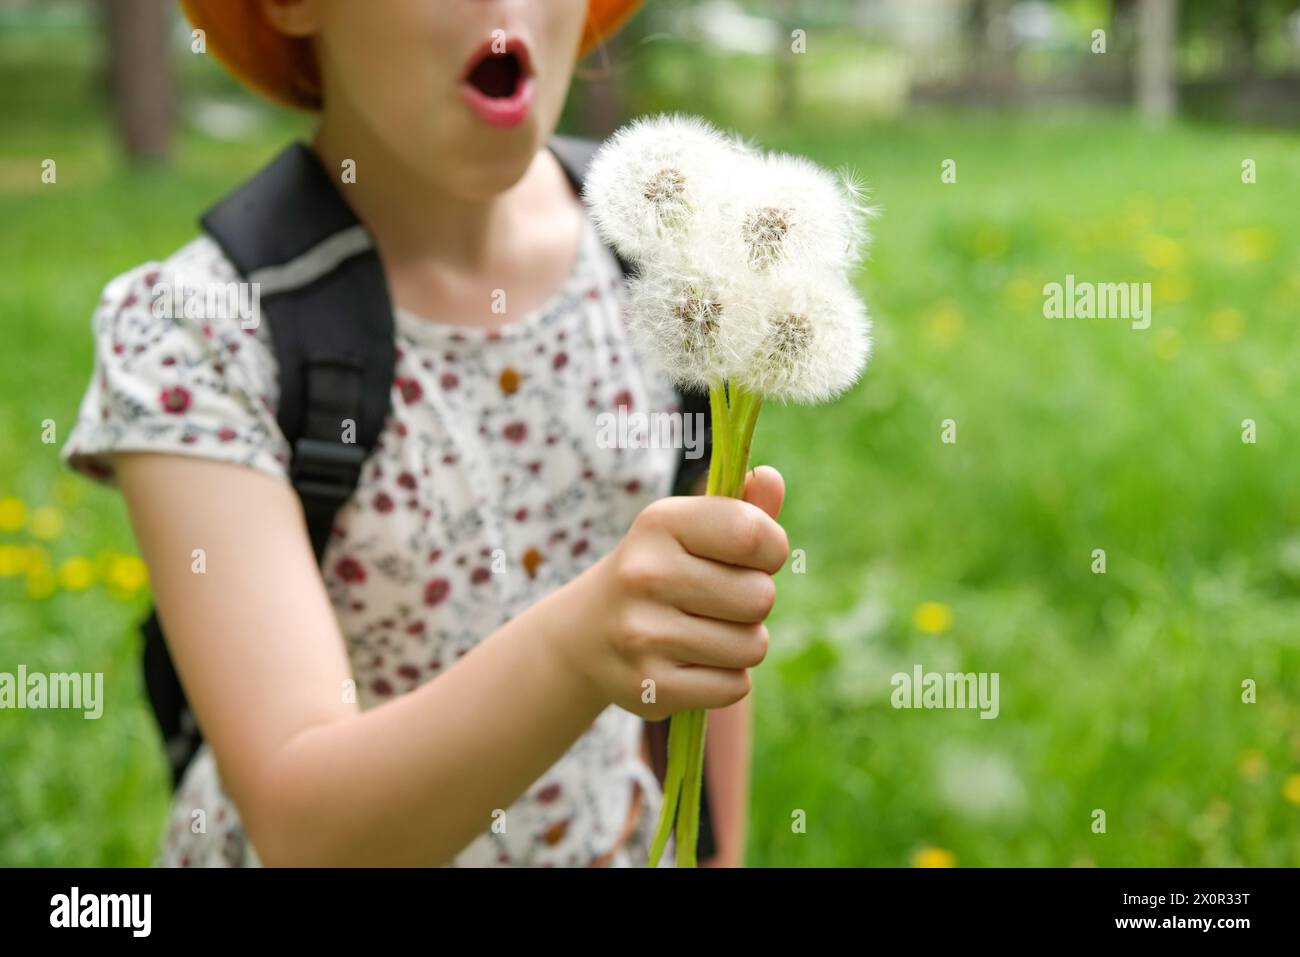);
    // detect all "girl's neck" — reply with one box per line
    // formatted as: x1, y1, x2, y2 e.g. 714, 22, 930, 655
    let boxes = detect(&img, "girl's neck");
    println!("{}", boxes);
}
311, 119, 555, 274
